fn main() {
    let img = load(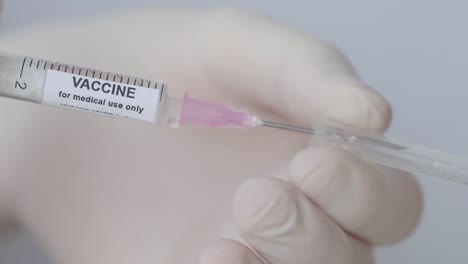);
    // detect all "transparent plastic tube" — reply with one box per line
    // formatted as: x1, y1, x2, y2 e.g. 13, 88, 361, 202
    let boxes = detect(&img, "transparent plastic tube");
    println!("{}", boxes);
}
269, 122, 468, 184
353, 138, 468, 184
